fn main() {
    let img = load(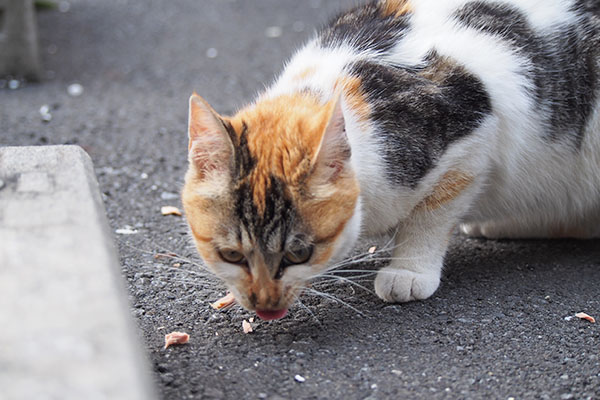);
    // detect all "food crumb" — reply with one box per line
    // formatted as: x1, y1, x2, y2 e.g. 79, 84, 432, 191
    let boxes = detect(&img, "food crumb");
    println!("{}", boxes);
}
164, 331, 189, 349
294, 374, 306, 383
242, 320, 253, 334
368, 246, 377, 254
161, 206, 182, 216
249, 317, 254, 323
575, 312, 595, 323
211, 292, 236, 310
